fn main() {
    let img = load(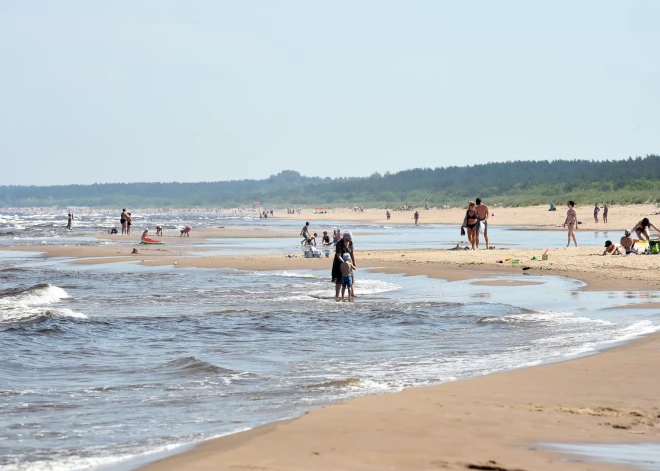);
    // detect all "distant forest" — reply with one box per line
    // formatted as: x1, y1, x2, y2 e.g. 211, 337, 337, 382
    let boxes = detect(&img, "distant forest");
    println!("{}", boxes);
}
3, 155, 660, 208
